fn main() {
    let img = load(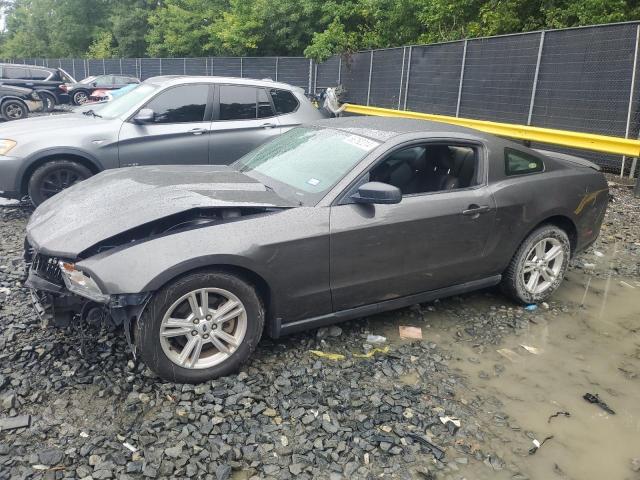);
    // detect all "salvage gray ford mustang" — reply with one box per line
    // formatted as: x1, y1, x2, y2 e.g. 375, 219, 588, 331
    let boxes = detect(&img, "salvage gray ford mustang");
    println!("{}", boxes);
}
25, 117, 608, 383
